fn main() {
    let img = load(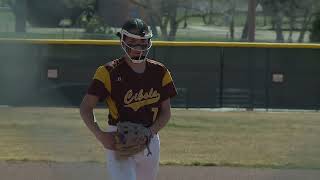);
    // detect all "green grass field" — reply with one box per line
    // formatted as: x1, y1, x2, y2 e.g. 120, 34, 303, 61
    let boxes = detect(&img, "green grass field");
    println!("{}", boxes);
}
0, 107, 320, 169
